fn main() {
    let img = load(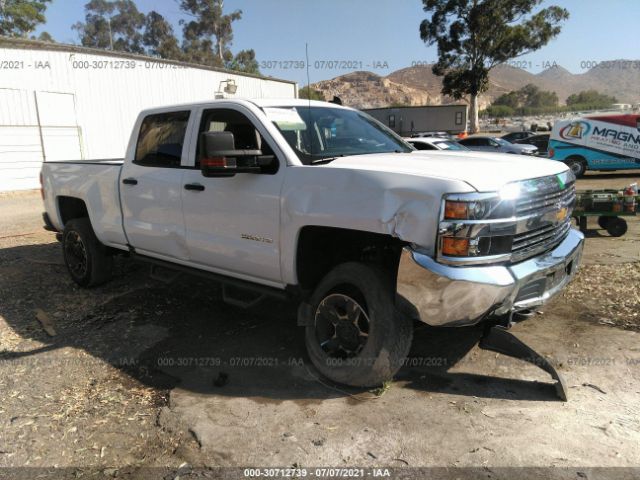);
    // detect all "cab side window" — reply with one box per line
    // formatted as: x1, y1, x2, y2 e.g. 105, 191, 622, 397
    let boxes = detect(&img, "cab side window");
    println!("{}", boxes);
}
135, 111, 190, 167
